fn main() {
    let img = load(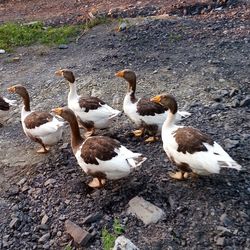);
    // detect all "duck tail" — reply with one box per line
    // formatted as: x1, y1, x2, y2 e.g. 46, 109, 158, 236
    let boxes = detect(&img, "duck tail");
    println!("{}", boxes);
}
127, 154, 147, 169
